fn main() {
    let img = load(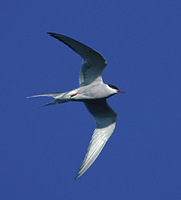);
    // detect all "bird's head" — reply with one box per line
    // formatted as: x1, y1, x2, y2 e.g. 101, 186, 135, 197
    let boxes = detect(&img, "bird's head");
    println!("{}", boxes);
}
107, 84, 125, 95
